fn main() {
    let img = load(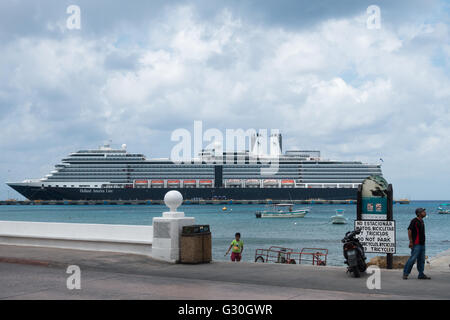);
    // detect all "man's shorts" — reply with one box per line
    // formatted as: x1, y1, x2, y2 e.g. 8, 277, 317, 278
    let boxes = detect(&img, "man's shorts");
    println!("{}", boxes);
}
231, 252, 242, 262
